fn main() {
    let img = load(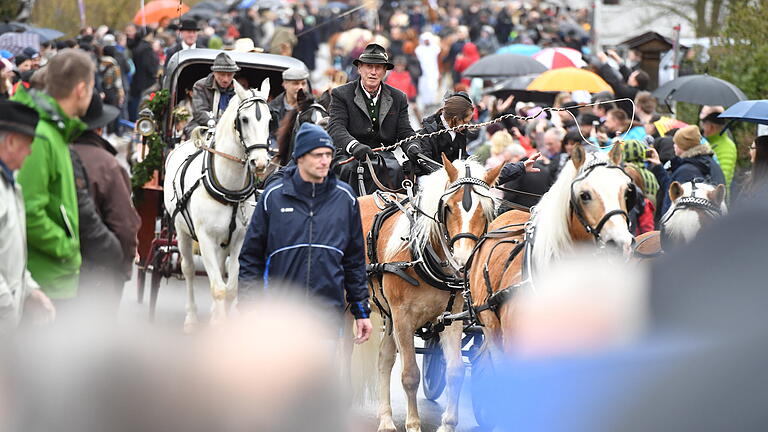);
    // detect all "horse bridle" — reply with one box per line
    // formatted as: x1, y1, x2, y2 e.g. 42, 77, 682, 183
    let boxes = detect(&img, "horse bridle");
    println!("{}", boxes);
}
234, 92, 271, 155
436, 165, 492, 251
569, 159, 635, 242
660, 180, 723, 227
